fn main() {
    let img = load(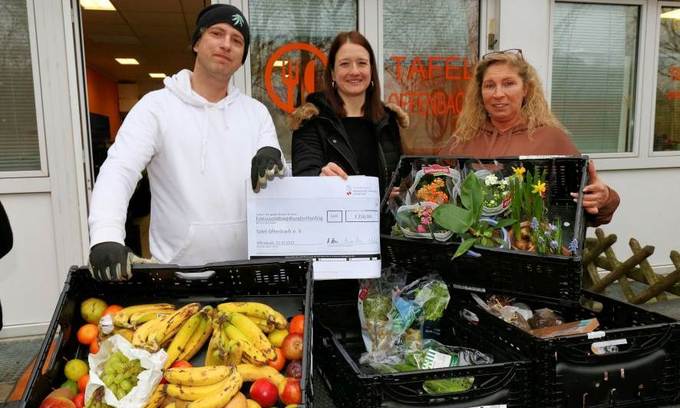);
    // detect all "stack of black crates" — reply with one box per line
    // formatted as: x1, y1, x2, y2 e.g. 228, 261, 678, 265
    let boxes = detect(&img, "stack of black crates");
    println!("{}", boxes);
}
315, 155, 680, 408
